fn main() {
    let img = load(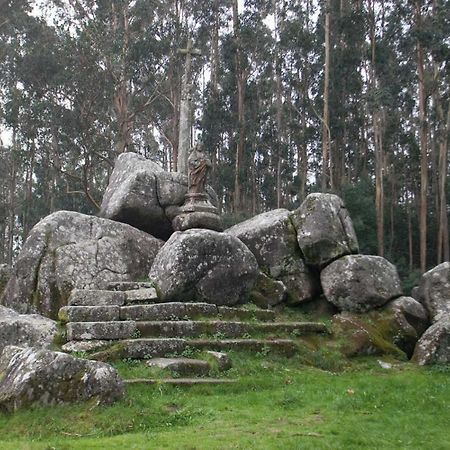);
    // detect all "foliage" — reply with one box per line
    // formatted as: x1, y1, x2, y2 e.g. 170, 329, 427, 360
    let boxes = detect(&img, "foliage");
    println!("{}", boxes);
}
0, 0, 449, 274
